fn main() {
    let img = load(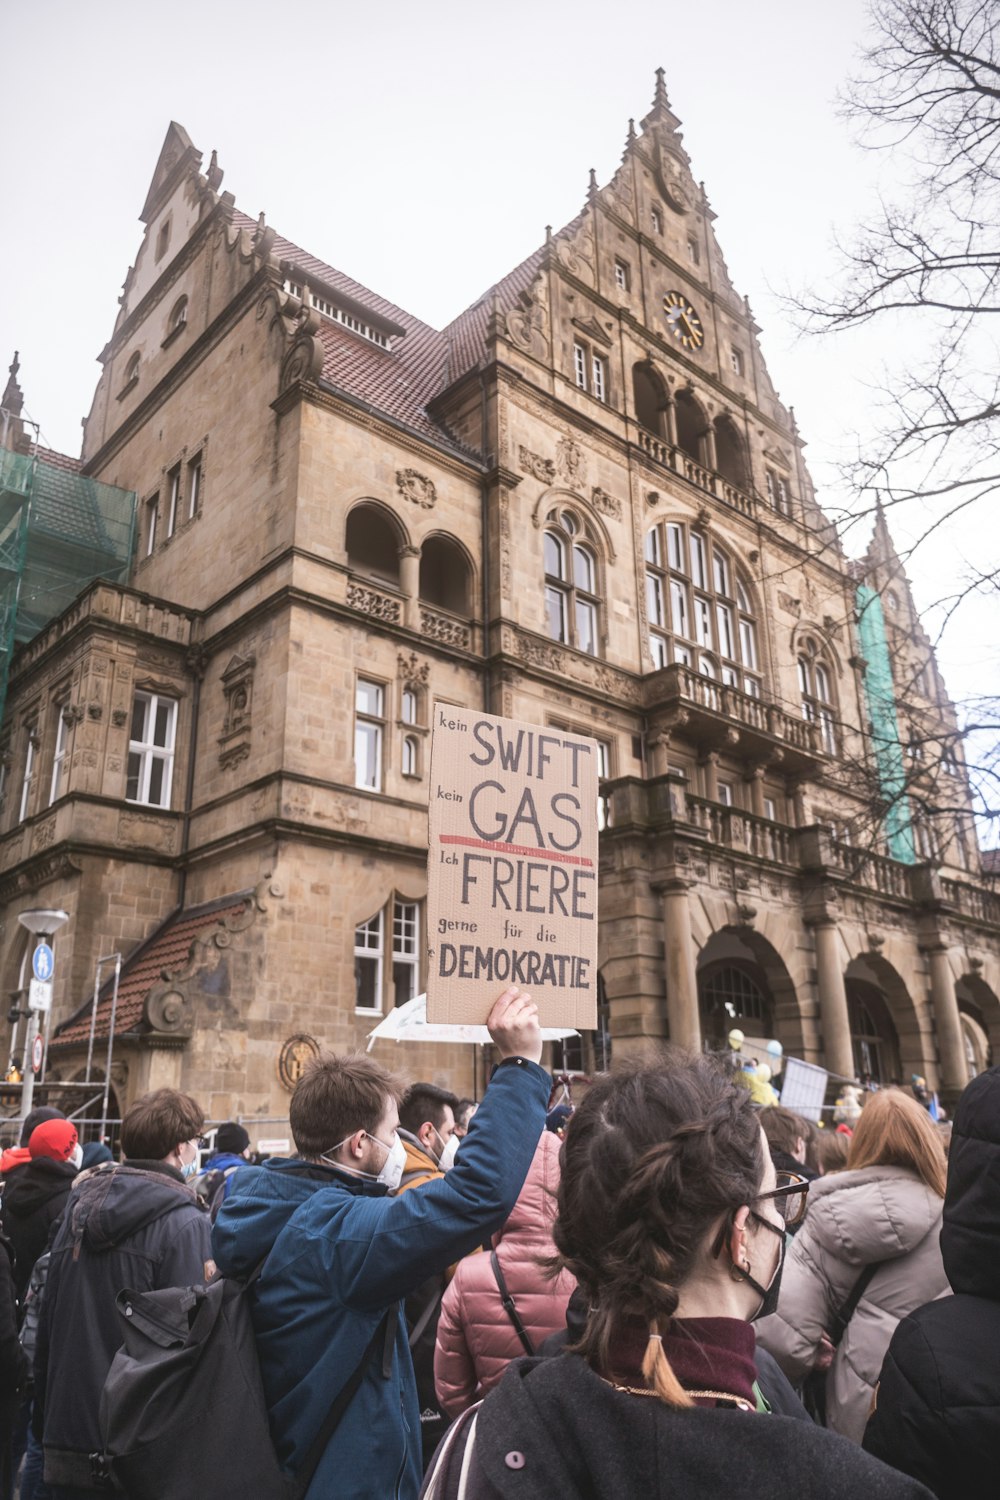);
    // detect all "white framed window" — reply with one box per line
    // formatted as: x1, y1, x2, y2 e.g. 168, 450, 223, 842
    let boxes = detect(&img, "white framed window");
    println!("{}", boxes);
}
763, 796, 776, 821
124, 352, 140, 386
730, 347, 745, 377
798, 641, 837, 755
354, 911, 384, 1013
168, 296, 187, 334
718, 780, 734, 807
402, 734, 419, 777
49, 710, 70, 805
300, 290, 390, 348
392, 900, 420, 1008
573, 343, 587, 390
544, 509, 601, 655
765, 468, 791, 516
614, 259, 629, 291
401, 689, 418, 725
144, 494, 158, 556
165, 465, 181, 539
645, 522, 761, 692
591, 354, 606, 403
651, 207, 663, 235
126, 693, 177, 807
354, 680, 385, 791
19, 728, 37, 823
355, 898, 423, 1013
187, 454, 202, 520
